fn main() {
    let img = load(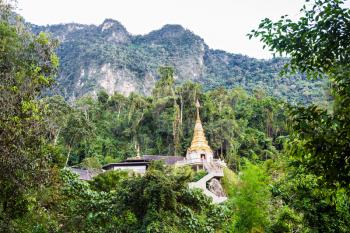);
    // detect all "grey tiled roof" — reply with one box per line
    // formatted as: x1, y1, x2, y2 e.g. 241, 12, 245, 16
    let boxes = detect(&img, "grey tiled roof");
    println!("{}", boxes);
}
68, 167, 102, 180
142, 155, 185, 165
102, 155, 186, 171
